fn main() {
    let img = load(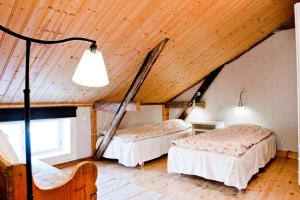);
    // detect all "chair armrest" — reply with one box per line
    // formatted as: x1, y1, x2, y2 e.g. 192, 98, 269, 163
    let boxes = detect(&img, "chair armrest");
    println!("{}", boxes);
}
0, 154, 10, 168
34, 161, 98, 200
